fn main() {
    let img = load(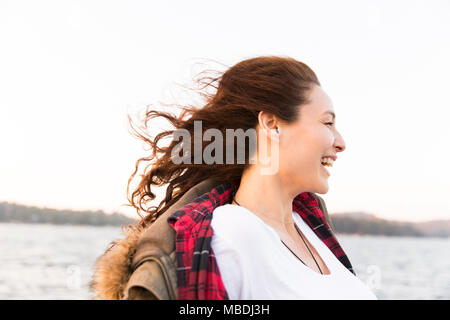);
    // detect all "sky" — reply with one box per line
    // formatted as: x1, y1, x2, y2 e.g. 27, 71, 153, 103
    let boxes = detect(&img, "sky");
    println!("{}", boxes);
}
0, 0, 449, 222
